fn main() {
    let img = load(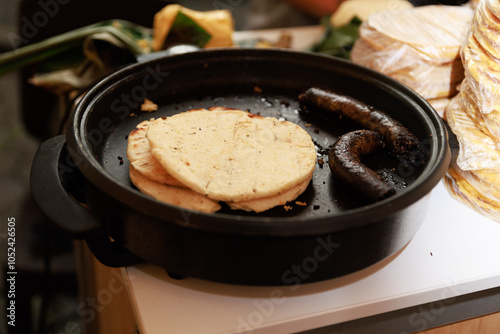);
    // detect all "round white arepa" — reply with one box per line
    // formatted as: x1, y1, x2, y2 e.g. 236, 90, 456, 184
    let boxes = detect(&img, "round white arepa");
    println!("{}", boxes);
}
129, 164, 221, 213
146, 108, 317, 202
127, 120, 186, 188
